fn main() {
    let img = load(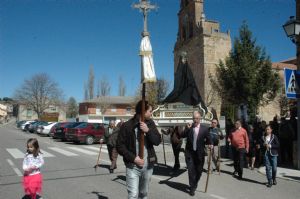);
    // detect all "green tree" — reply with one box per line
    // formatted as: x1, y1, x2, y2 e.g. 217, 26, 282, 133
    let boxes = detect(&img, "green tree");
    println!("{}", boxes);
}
66, 97, 78, 118
212, 22, 280, 121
